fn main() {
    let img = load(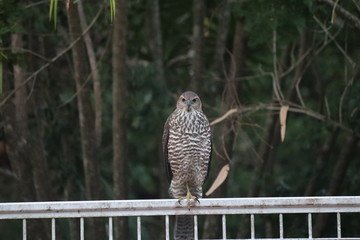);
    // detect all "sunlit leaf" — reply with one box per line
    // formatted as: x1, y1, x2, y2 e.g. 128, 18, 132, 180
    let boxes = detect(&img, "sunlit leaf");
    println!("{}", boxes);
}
205, 164, 230, 196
